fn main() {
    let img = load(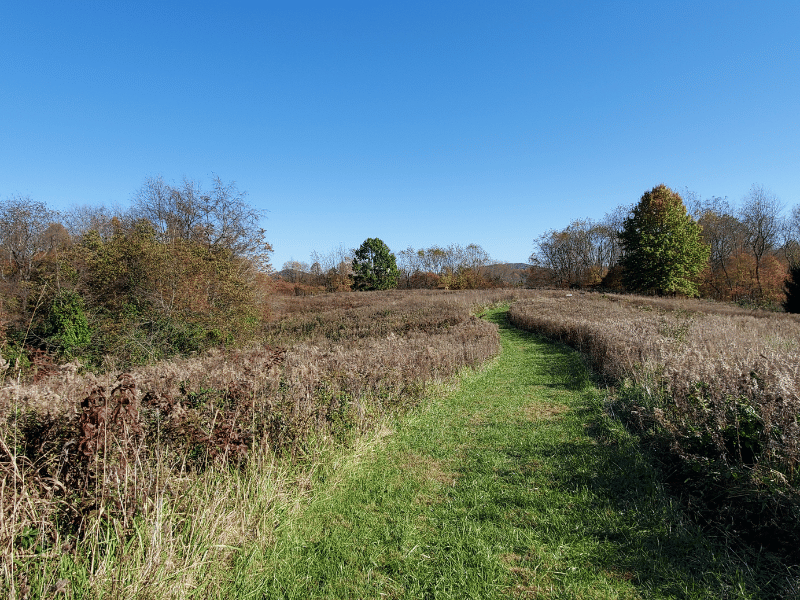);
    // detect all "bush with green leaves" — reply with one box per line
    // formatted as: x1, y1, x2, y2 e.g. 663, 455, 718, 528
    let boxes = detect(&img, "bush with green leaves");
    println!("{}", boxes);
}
42, 290, 91, 358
